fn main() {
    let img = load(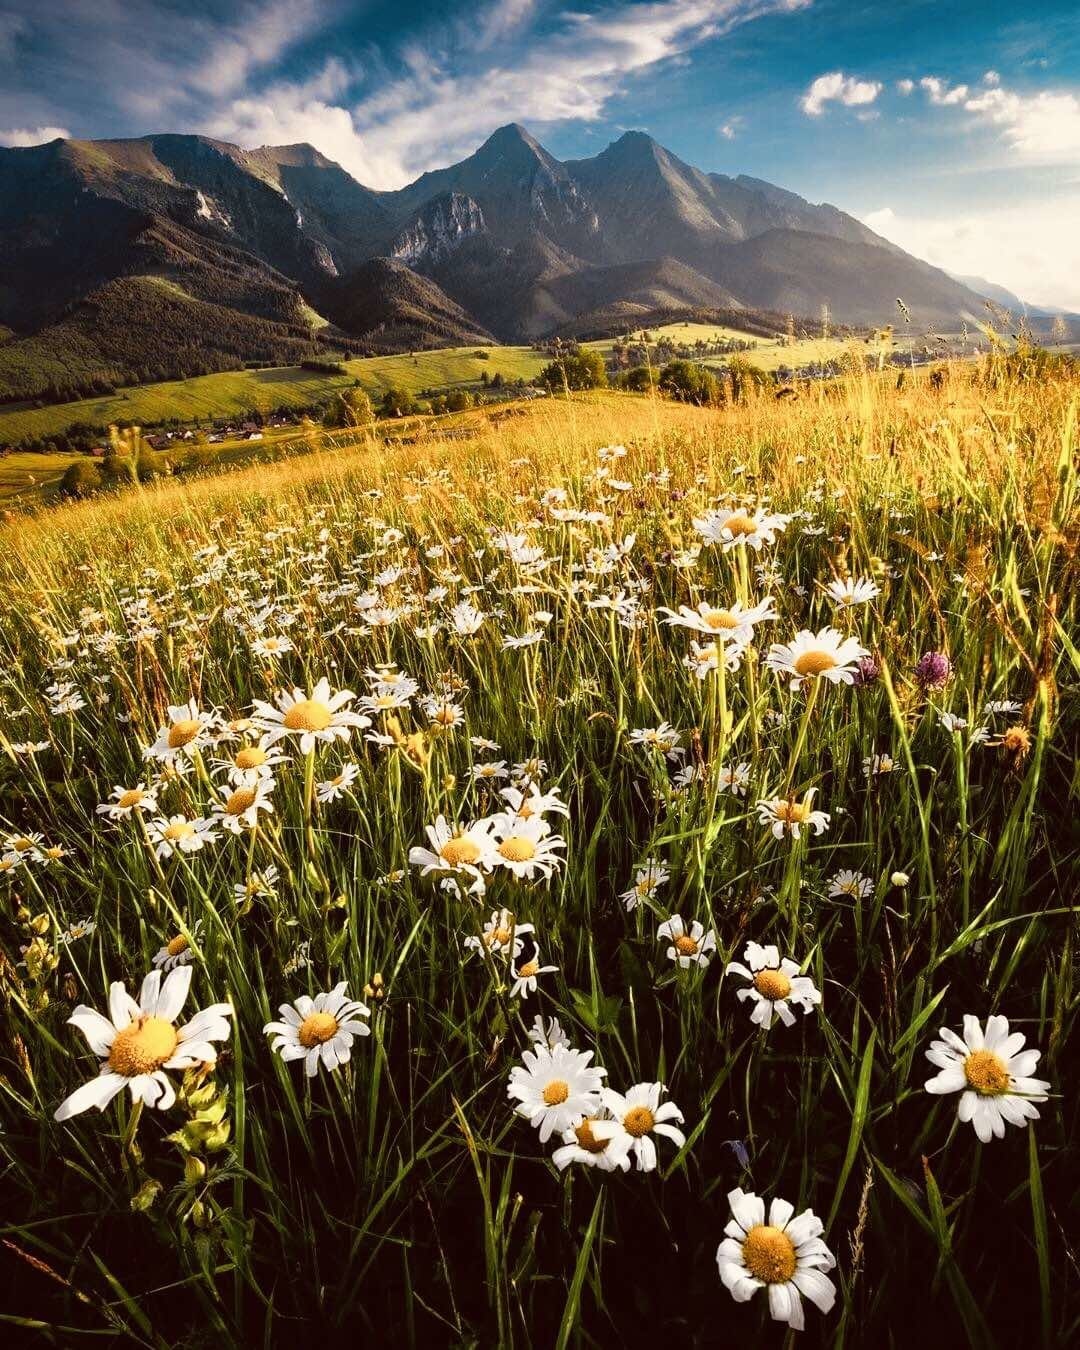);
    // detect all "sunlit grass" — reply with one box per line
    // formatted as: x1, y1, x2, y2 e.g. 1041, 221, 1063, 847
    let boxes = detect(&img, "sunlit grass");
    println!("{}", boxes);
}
0, 362, 1076, 1347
